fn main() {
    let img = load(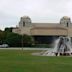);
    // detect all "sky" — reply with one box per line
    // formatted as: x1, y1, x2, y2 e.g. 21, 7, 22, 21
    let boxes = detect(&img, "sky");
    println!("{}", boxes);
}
0, 0, 72, 30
